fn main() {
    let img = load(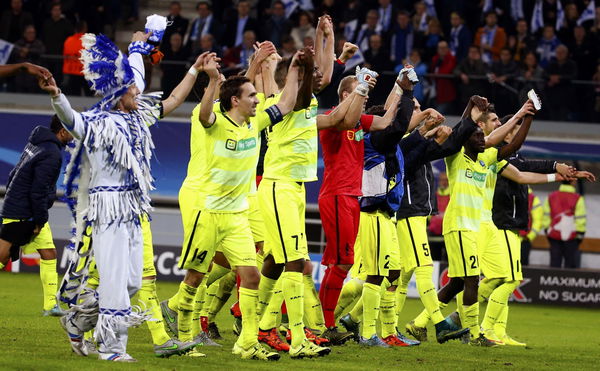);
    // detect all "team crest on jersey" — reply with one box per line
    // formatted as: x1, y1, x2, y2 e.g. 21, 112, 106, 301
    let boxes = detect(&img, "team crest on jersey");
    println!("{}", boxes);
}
479, 160, 485, 167
346, 129, 364, 141
226, 137, 256, 151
